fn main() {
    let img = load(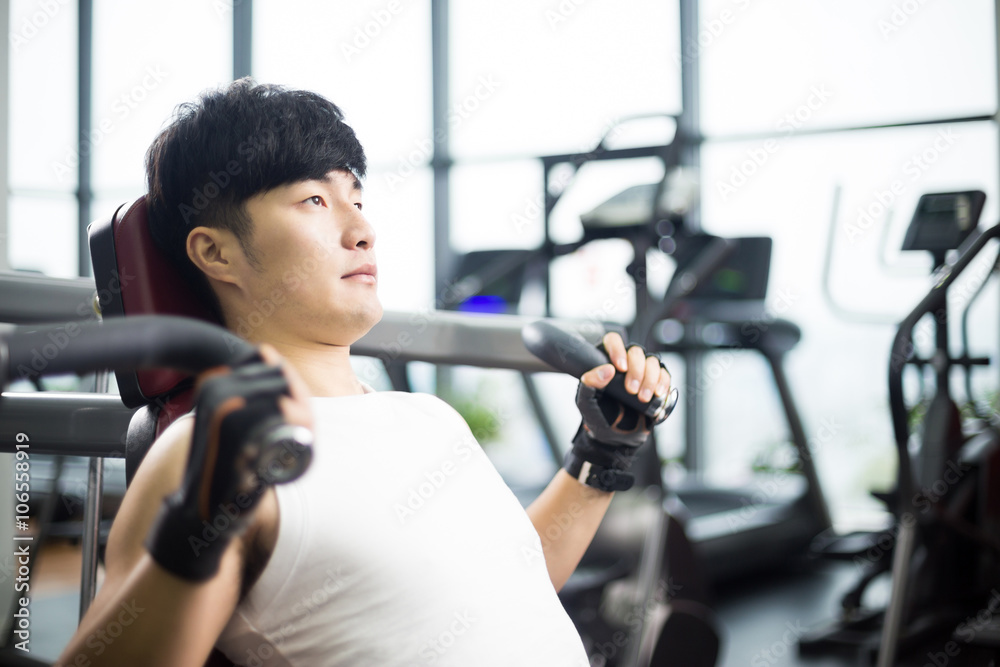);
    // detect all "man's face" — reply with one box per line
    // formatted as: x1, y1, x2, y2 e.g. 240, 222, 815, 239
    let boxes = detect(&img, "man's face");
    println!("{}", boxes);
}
236, 169, 382, 347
